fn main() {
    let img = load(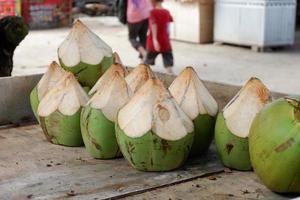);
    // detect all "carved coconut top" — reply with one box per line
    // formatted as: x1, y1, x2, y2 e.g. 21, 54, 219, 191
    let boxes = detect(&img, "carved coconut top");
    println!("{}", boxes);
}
89, 63, 127, 95
58, 20, 112, 67
125, 64, 154, 93
169, 67, 218, 119
223, 77, 271, 138
38, 72, 89, 117
87, 64, 132, 122
37, 61, 65, 101
118, 78, 194, 141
